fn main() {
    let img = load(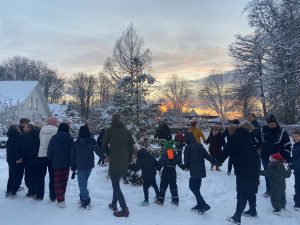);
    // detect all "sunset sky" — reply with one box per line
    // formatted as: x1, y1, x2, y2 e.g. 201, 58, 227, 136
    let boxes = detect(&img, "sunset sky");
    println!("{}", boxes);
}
0, 0, 251, 82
